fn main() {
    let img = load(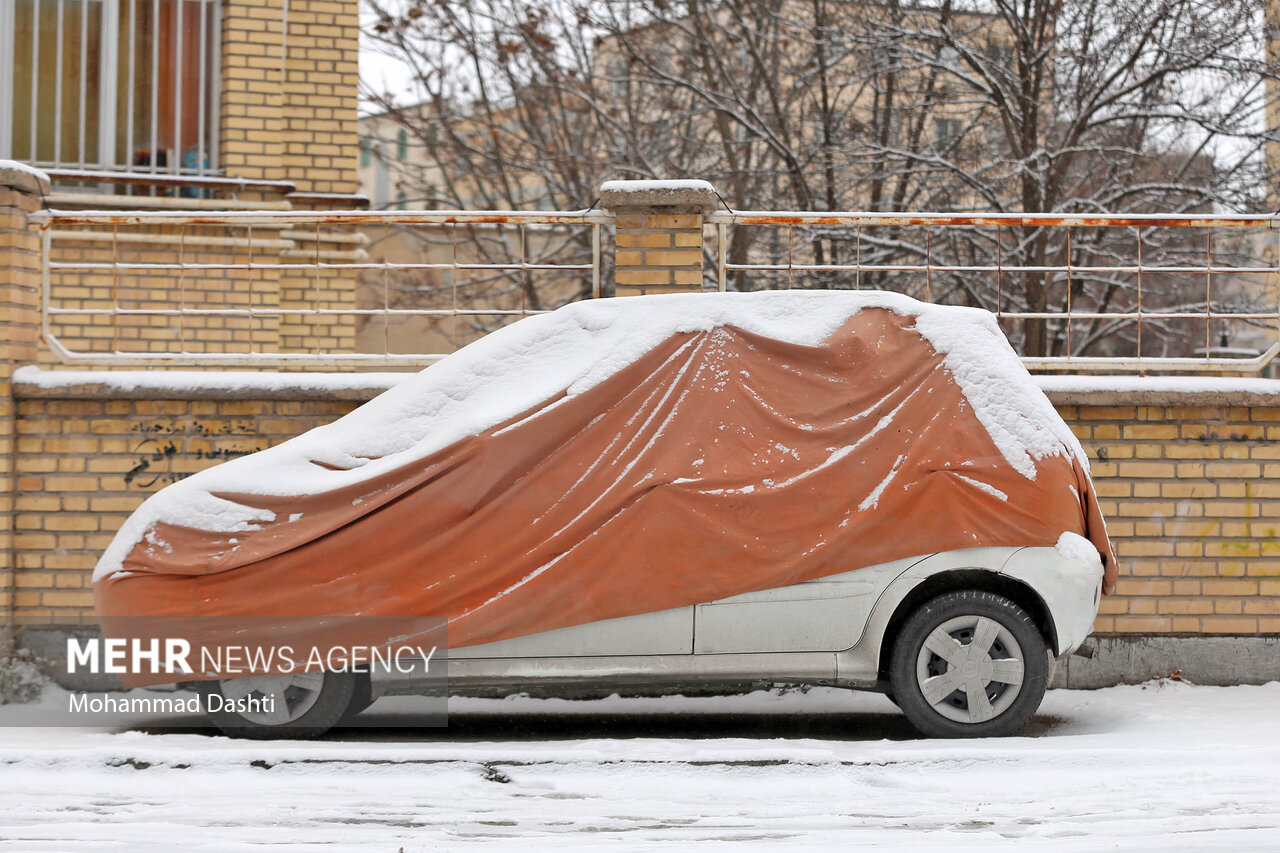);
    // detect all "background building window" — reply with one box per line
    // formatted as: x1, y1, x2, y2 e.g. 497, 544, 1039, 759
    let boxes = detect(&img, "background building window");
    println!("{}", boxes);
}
933, 117, 960, 153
